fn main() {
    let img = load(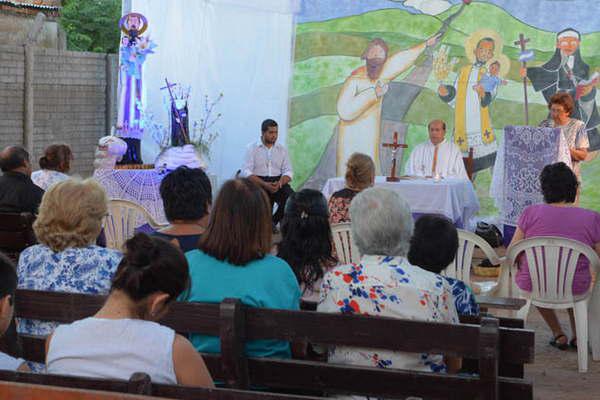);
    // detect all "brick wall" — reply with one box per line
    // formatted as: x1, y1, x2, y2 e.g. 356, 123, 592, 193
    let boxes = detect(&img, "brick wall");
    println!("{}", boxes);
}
0, 45, 117, 177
